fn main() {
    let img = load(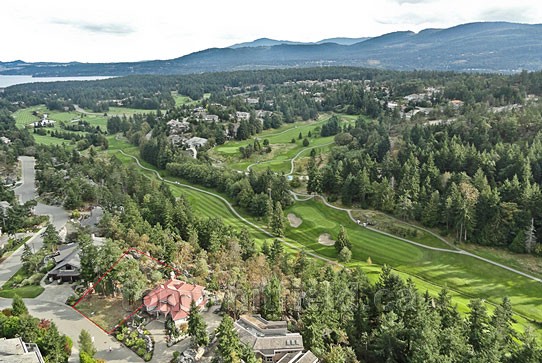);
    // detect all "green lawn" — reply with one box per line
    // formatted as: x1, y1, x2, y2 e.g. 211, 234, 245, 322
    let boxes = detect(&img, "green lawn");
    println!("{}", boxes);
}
0, 267, 44, 298
172, 91, 195, 107
210, 113, 349, 173
108, 147, 542, 335
284, 198, 542, 333
0, 285, 44, 298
